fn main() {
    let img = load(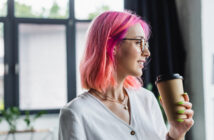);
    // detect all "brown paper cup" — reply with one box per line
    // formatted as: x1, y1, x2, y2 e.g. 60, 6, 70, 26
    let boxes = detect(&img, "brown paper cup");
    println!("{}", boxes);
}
155, 73, 187, 121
